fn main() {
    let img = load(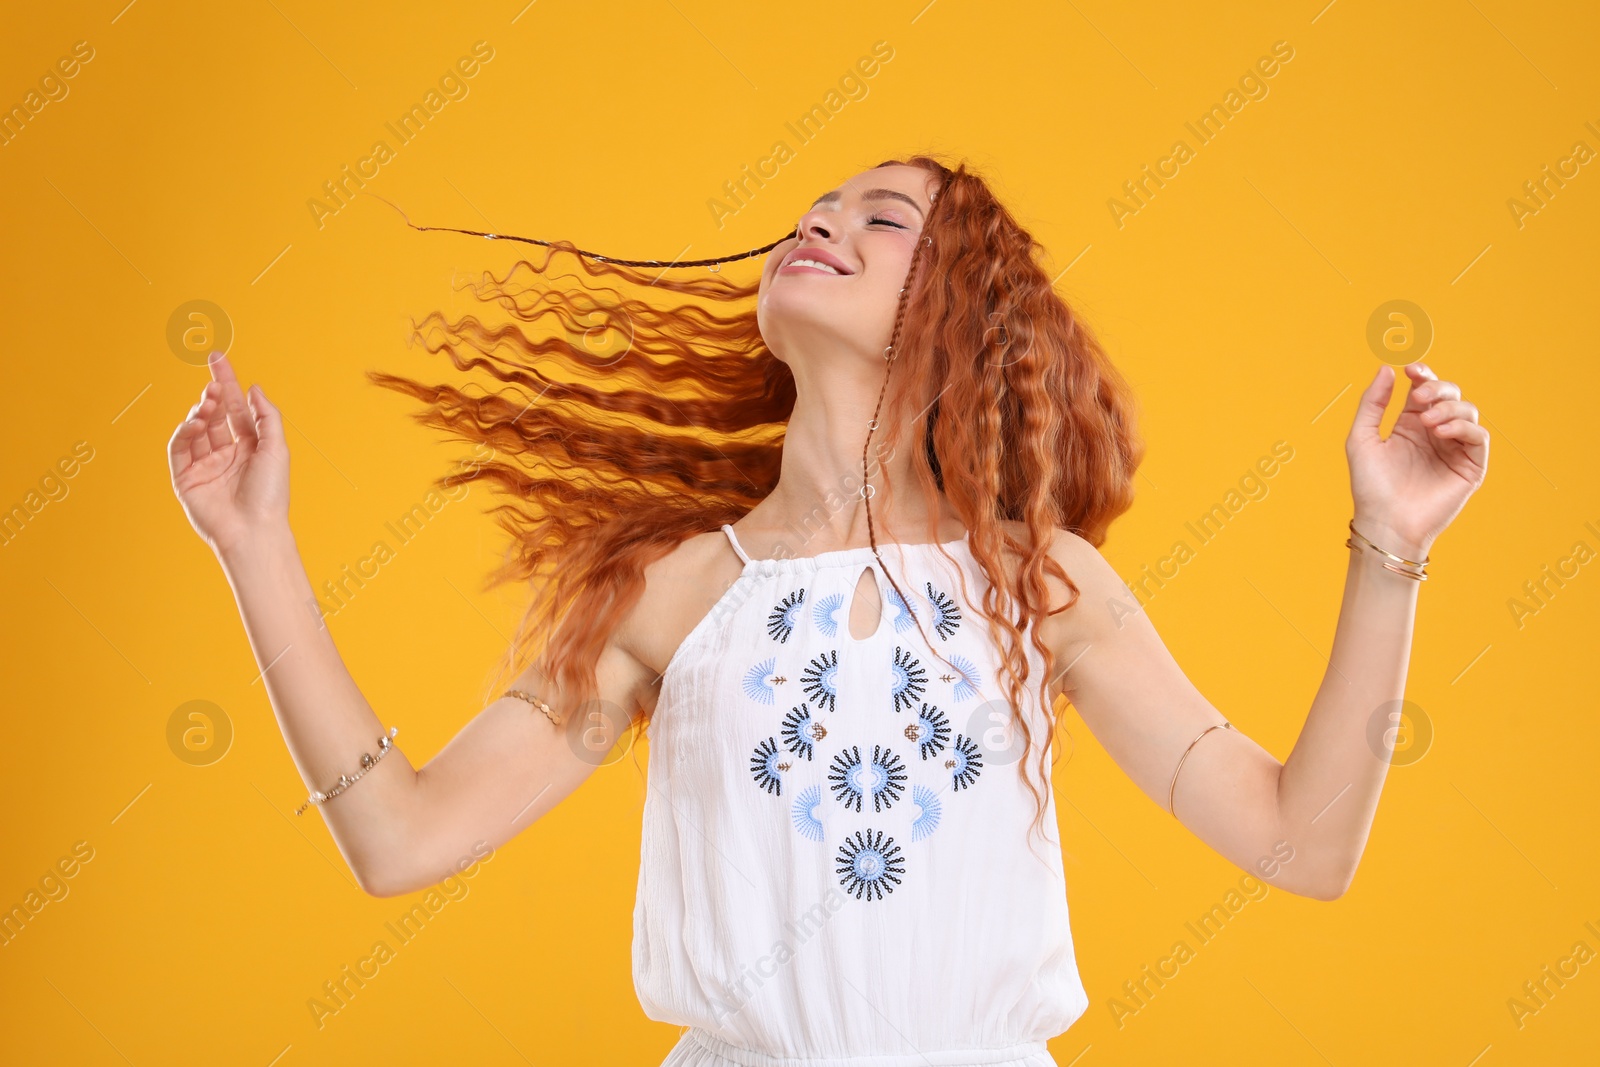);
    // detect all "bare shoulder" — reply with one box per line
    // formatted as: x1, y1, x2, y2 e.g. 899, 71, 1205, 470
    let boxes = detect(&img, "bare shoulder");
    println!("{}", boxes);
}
988, 519, 1120, 601
987, 520, 1131, 696
613, 528, 747, 705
